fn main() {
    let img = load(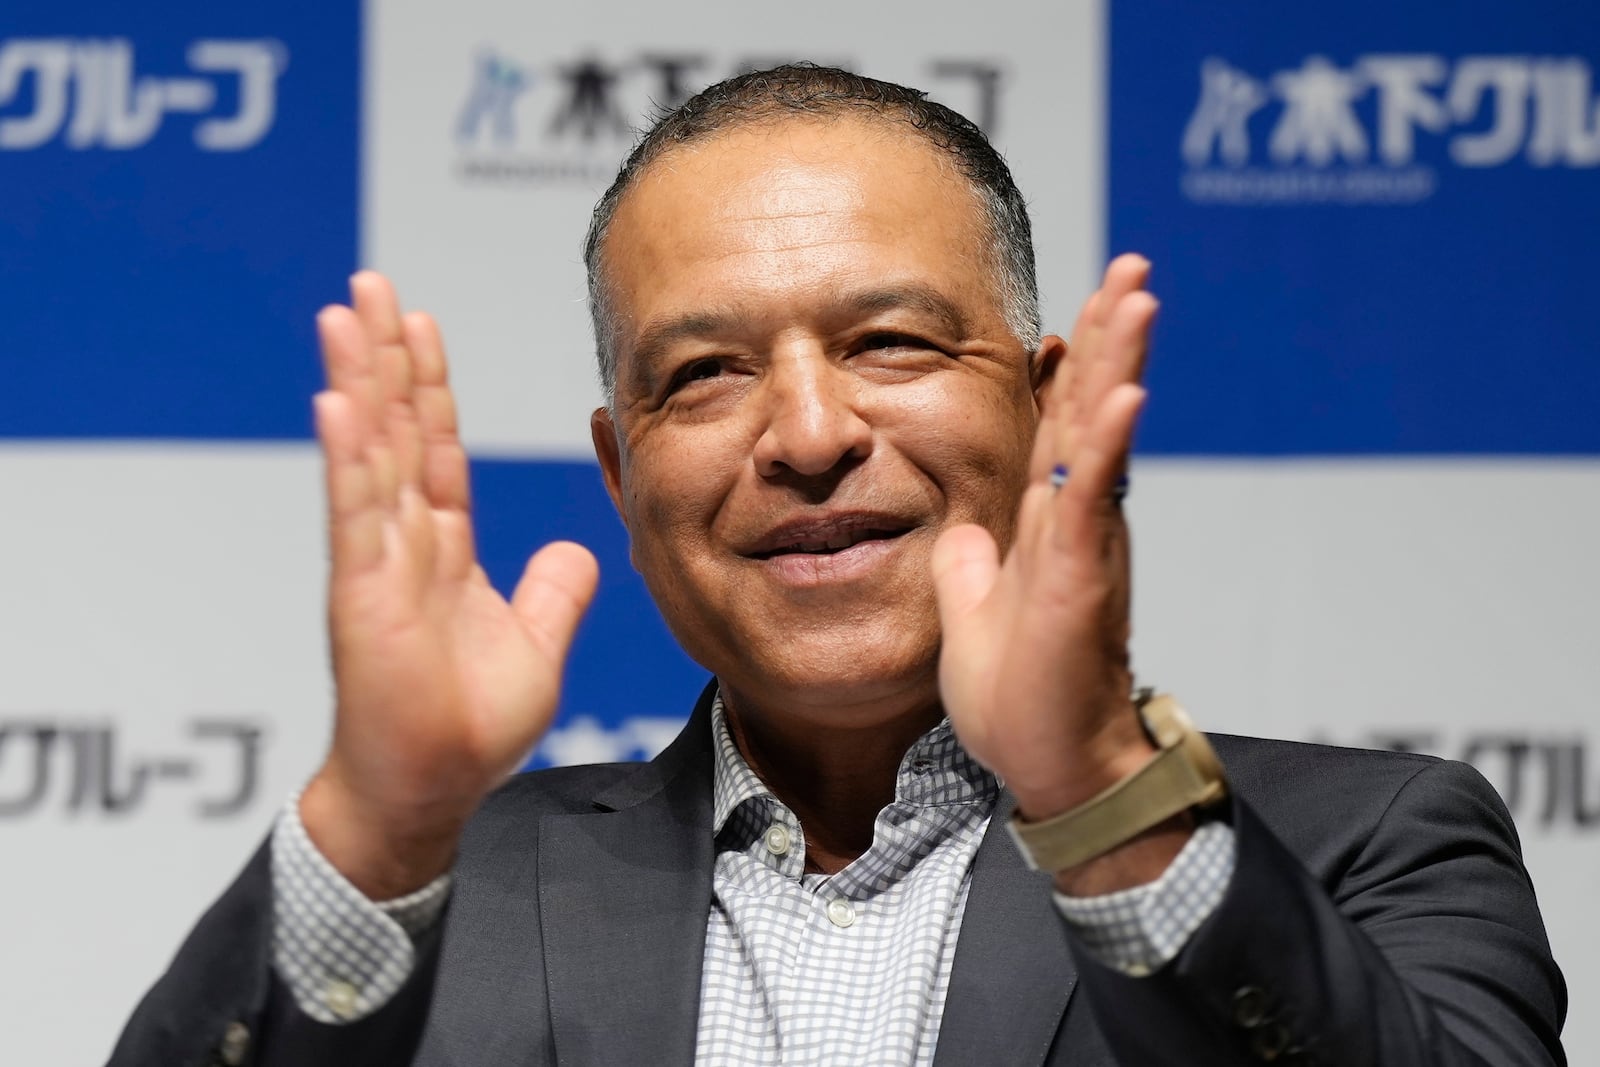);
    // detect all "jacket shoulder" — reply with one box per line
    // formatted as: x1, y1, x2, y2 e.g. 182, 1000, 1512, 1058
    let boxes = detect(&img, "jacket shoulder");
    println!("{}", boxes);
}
1210, 732, 1442, 793
1206, 733, 1504, 881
